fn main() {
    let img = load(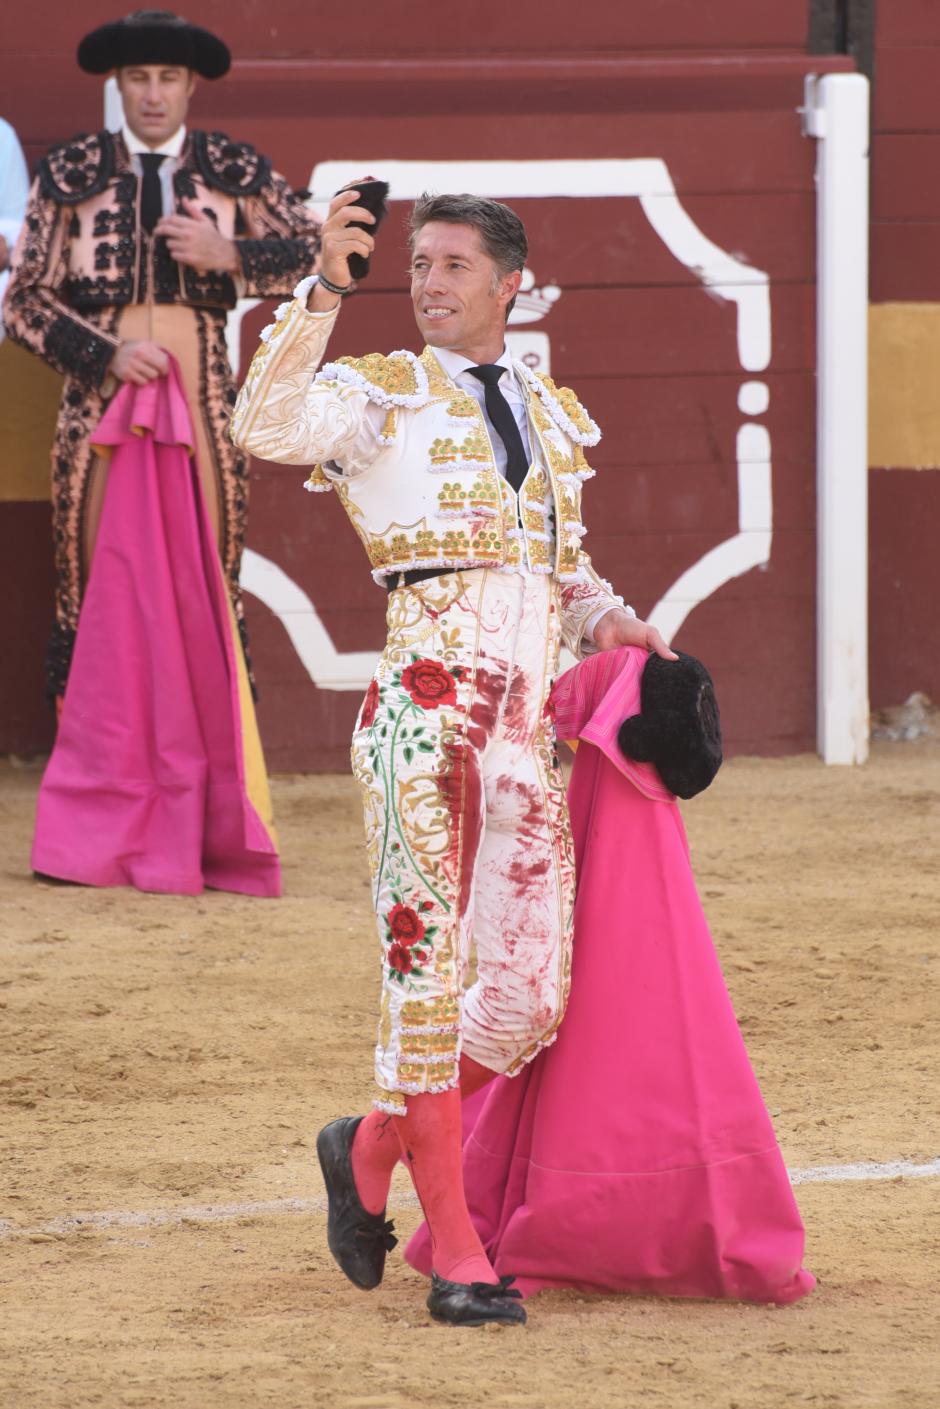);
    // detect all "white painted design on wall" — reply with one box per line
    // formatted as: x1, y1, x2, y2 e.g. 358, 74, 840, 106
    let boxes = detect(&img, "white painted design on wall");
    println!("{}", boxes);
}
505, 329, 551, 375
738, 380, 770, 416
237, 158, 774, 685
510, 267, 563, 327
648, 424, 773, 643
240, 548, 378, 691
